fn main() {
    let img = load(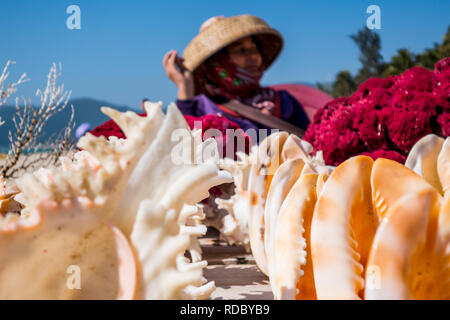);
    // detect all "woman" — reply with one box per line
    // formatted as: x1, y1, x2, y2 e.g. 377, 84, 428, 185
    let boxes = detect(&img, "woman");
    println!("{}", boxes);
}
163, 15, 310, 135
